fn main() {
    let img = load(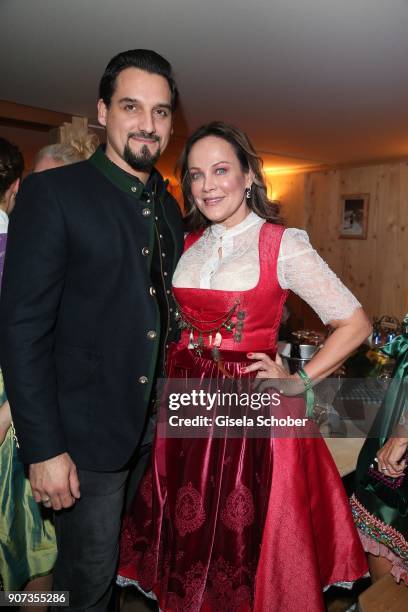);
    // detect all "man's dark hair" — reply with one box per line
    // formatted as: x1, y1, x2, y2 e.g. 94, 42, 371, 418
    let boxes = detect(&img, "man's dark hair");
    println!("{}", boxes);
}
99, 49, 178, 111
0, 138, 24, 201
